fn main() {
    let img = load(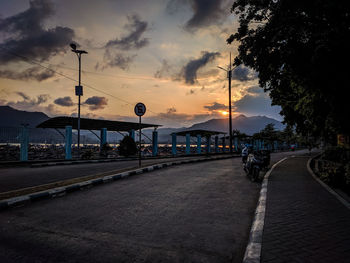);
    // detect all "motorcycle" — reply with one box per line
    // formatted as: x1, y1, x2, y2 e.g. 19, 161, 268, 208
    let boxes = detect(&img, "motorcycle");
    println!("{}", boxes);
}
243, 150, 270, 182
